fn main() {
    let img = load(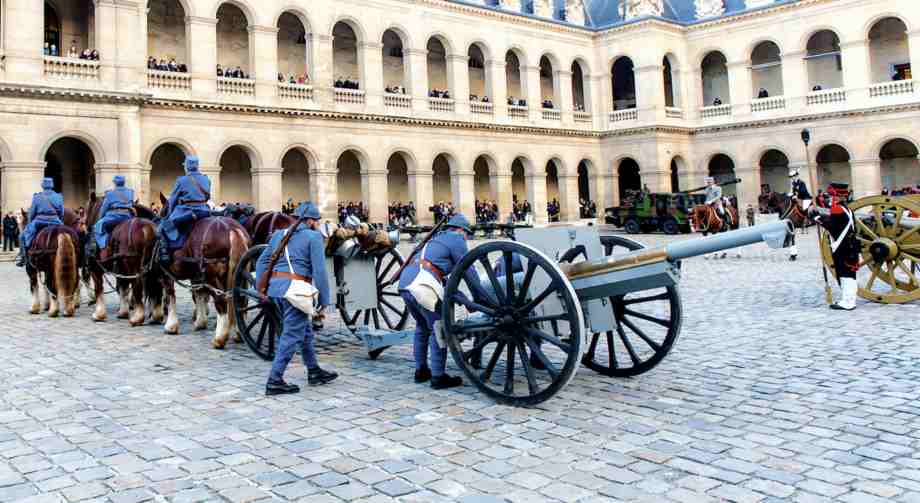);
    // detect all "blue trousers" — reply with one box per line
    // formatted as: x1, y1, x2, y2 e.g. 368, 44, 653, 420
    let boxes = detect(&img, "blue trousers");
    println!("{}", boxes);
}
94, 212, 132, 248
268, 298, 319, 382
400, 291, 447, 376
21, 217, 61, 251
159, 205, 211, 248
